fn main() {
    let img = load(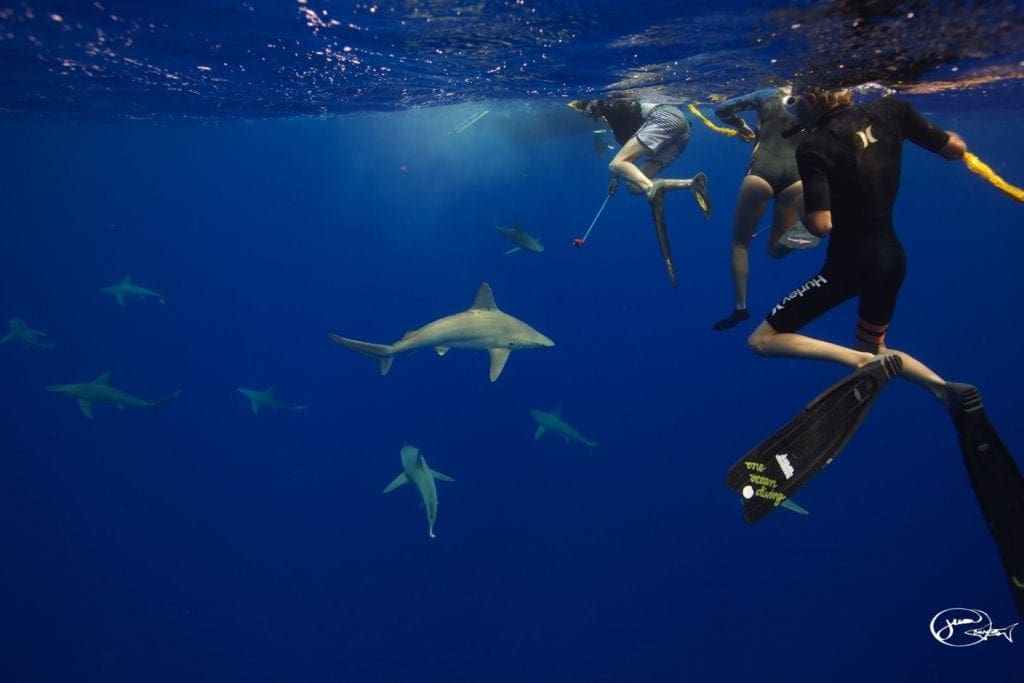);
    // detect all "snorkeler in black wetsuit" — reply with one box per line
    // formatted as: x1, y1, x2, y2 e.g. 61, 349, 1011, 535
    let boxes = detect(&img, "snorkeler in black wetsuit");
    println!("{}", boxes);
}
741, 86, 1024, 618
570, 98, 711, 286
761, 95, 950, 344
